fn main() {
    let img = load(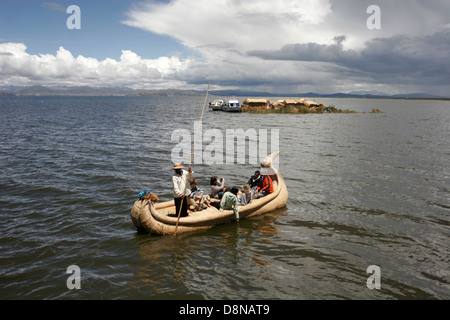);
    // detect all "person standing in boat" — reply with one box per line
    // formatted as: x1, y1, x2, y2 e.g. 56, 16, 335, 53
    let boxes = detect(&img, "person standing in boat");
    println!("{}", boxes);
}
172, 163, 194, 217
254, 174, 274, 199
